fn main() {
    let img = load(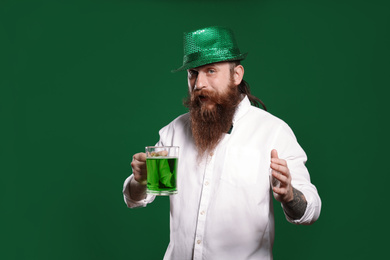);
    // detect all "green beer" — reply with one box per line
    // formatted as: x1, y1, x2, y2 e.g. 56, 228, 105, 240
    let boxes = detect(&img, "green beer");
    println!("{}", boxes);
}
145, 146, 179, 195
146, 157, 178, 194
